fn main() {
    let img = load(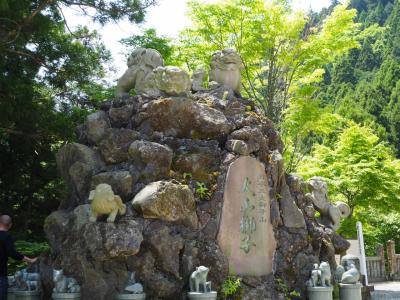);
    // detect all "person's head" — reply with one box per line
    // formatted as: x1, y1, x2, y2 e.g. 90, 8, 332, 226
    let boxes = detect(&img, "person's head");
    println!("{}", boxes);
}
0, 215, 12, 230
